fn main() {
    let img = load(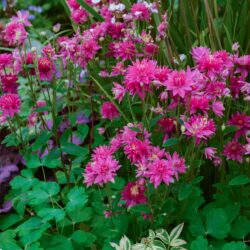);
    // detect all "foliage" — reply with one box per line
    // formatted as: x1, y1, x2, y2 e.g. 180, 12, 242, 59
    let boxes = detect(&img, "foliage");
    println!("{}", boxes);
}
0, 0, 249, 250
